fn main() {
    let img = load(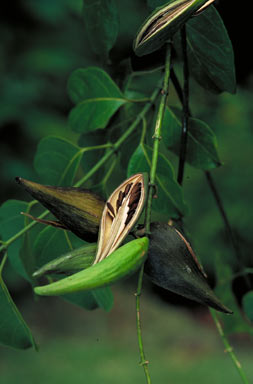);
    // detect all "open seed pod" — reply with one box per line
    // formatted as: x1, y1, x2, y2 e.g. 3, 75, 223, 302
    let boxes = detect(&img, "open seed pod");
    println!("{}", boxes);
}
134, 0, 215, 56
145, 222, 233, 314
16, 177, 104, 241
94, 173, 148, 264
